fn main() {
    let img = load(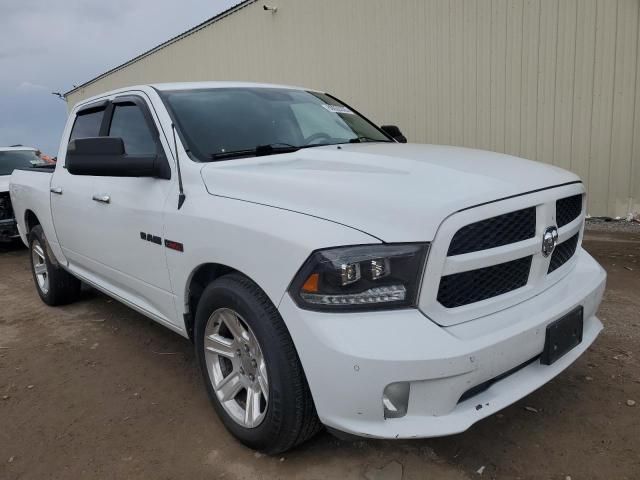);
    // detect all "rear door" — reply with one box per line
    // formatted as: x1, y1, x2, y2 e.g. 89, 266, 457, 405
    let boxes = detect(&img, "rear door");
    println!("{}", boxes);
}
51, 102, 105, 265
